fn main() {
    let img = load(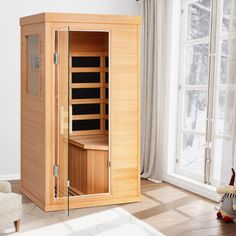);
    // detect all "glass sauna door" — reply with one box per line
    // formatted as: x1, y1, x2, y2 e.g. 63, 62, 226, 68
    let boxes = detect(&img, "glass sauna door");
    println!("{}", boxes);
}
54, 28, 70, 213
55, 29, 110, 213
68, 31, 110, 199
